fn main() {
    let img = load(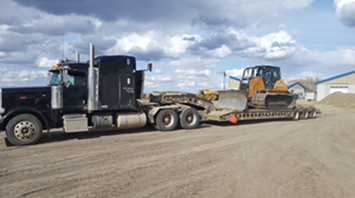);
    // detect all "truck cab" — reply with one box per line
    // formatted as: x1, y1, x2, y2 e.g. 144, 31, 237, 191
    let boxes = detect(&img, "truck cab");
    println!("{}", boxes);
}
0, 47, 147, 146
49, 63, 88, 110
